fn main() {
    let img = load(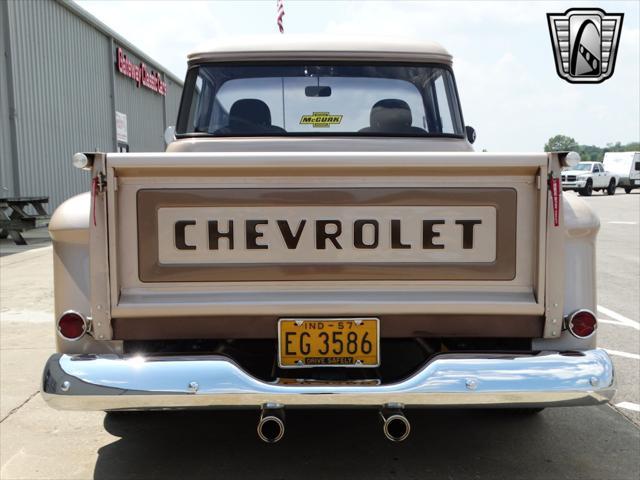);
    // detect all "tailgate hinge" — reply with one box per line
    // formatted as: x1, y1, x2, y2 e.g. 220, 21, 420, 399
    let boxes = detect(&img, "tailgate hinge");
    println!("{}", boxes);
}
91, 172, 107, 227
93, 172, 107, 193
